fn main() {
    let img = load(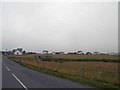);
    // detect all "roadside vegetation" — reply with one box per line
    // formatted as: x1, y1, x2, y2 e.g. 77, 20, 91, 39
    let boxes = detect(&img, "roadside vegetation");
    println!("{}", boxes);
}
8, 54, 119, 90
